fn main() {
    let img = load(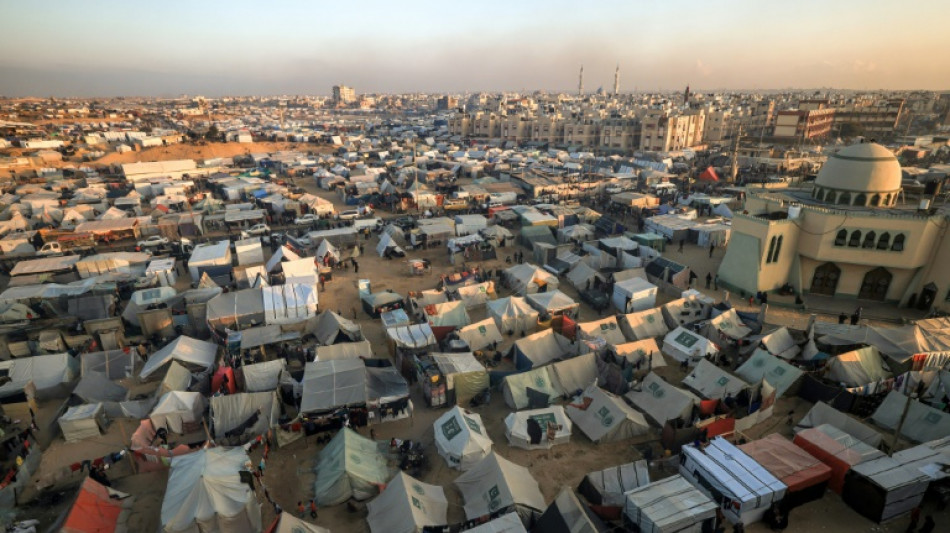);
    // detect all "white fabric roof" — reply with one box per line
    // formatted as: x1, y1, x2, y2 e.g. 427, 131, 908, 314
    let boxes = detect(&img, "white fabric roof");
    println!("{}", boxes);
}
682, 359, 750, 400
825, 346, 892, 387
386, 323, 436, 349
0, 352, 77, 399
872, 390, 950, 443
301, 358, 367, 413
566, 384, 650, 443
457, 318, 503, 351
454, 452, 545, 518
367, 472, 448, 533
735, 350, 804, 397
626, 372, 701, 426
620, 307, 670, 340
433, 406, 493, 471
624, 475, 717, 532
139, 336, 218, 379
162, 447, 260, 533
